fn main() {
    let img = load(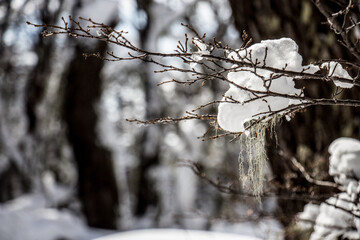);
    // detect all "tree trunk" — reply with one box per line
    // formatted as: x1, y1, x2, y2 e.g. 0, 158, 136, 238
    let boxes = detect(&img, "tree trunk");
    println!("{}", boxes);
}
62, 42, 119, 229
